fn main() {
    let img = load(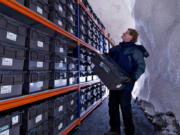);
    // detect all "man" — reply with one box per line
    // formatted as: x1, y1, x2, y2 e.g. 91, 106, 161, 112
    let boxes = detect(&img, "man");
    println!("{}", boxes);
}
104, 28, 149, 135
